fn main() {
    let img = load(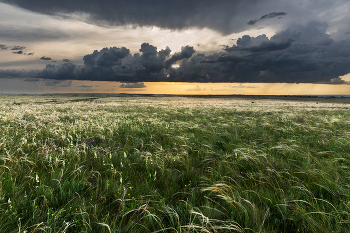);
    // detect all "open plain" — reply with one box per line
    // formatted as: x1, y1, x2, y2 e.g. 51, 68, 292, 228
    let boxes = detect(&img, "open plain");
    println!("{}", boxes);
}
0, 95, 349, 232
